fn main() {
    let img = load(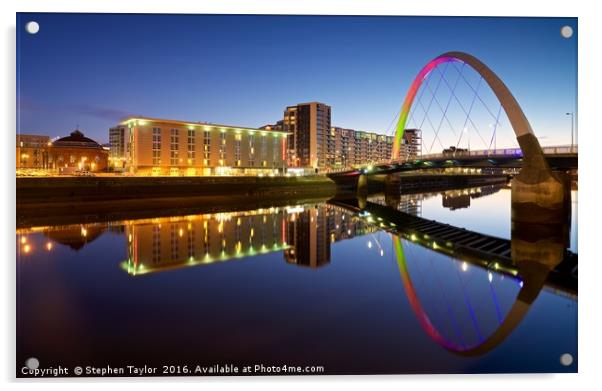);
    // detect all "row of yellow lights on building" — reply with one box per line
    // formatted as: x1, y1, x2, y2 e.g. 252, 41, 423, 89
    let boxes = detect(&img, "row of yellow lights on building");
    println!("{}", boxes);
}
125, 119, 288, 138
122, 240, 290, 276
